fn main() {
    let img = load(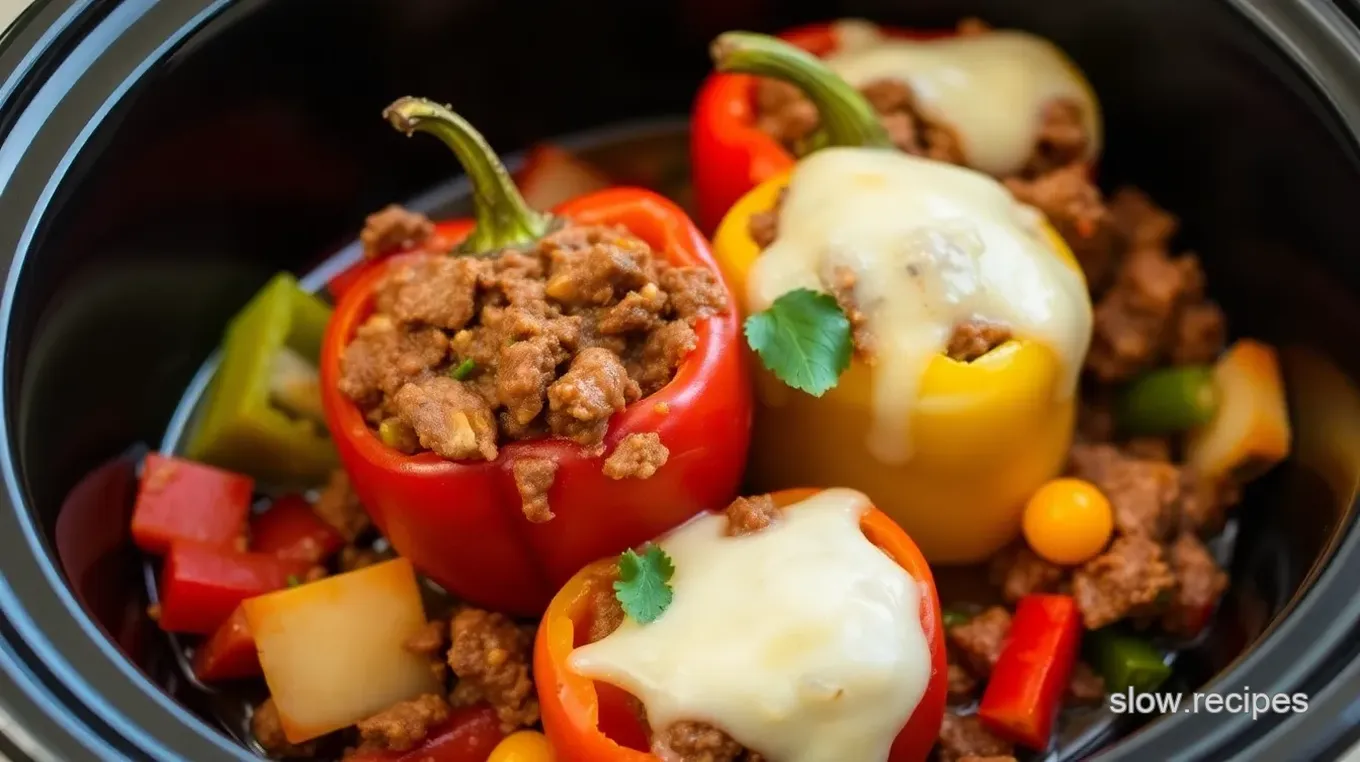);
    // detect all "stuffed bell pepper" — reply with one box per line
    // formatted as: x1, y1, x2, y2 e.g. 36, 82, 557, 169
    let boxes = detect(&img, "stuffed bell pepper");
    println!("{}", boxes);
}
319, 98, 752, 615
536, 488, 947, 762
691, 19, 1100, 233
707, 34, 1094, 564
